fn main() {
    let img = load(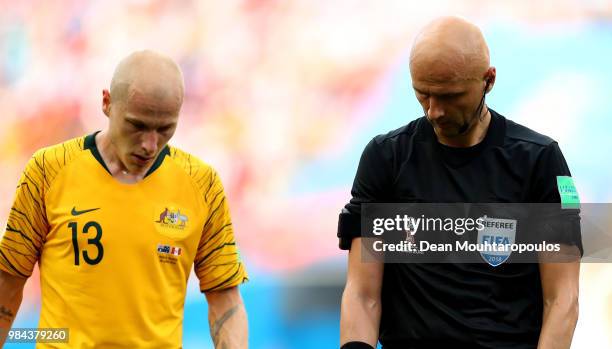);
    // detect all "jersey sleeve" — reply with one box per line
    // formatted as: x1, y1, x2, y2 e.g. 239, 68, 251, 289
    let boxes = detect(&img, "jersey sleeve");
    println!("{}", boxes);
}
529, 142, 583, 255
0, 152, 48, 278
338, 137, 393, 250
194, 170, 248, 292
530, 142, 572, 202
